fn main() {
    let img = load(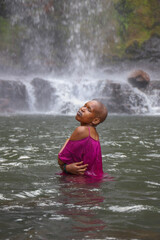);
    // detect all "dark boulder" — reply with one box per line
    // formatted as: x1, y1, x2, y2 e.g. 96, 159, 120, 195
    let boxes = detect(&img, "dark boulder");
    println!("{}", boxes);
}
141, 34, 160, 60
98, 80, 149, 114
0, 79, 29, 112
31, 78, 56, 111
146, 80, 160, 91
128, 70, 150, 88
125, 34, 160, 64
